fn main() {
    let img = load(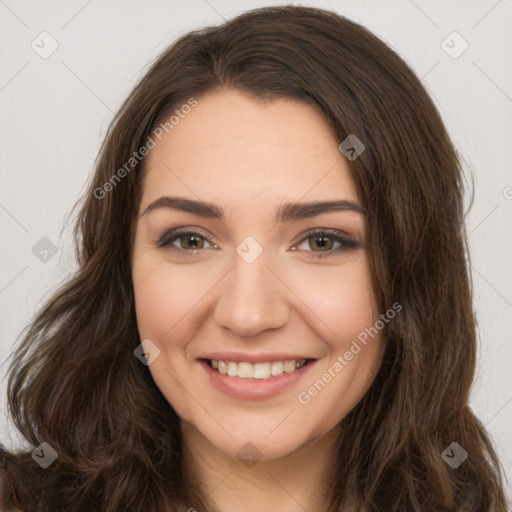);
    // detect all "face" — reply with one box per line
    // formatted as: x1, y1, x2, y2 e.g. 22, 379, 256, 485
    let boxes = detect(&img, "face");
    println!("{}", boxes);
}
131, 88, 383, 461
